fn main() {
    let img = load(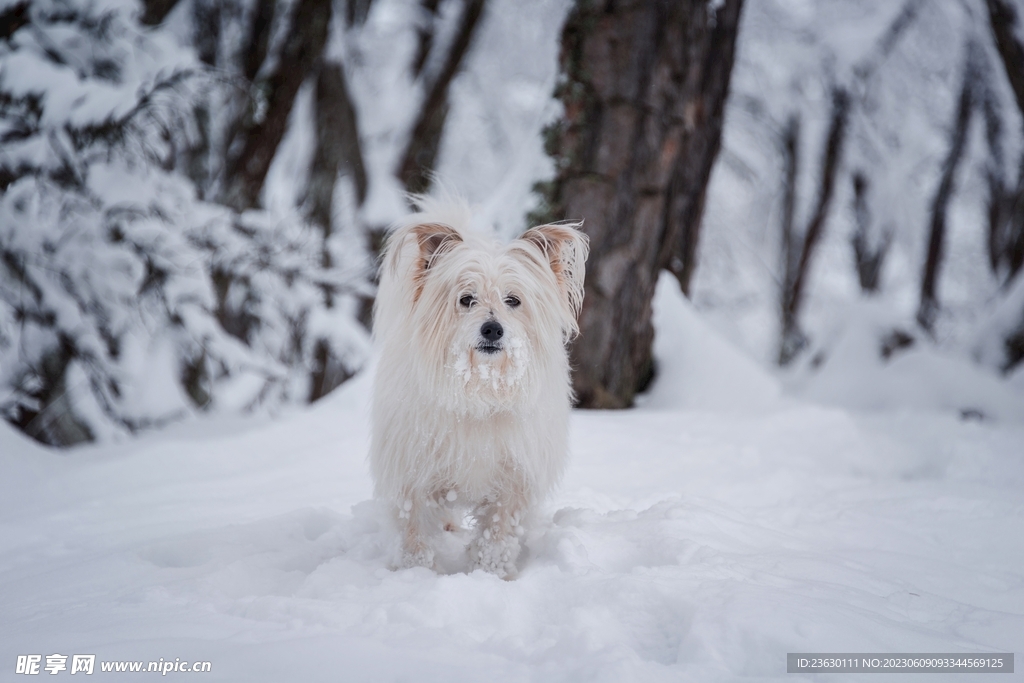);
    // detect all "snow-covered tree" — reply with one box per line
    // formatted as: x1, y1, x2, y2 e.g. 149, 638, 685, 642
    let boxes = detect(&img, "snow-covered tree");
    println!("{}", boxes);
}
0, 0, 369, 445
688, 0, 1024, 378
0, 0, 520, 445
